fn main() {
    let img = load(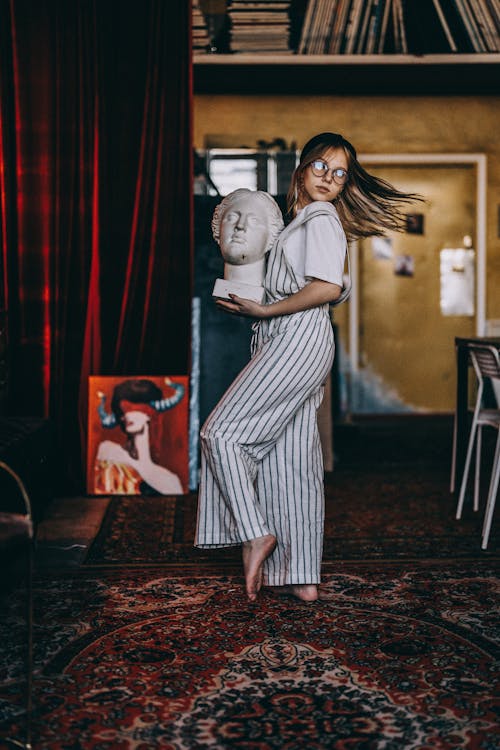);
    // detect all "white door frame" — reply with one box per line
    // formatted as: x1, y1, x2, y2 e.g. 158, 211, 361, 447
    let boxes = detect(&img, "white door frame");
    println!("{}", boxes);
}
348, 153, 487, 372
